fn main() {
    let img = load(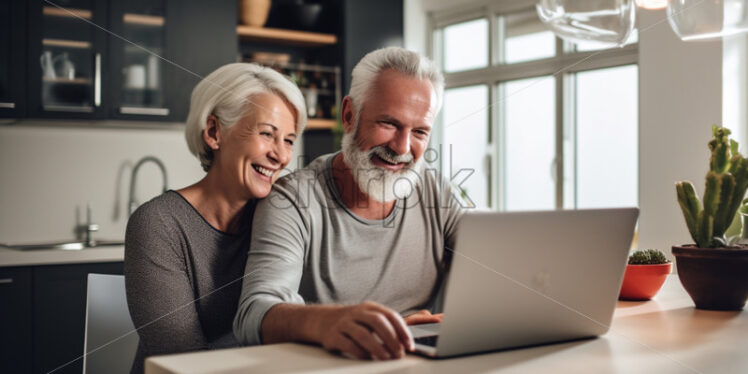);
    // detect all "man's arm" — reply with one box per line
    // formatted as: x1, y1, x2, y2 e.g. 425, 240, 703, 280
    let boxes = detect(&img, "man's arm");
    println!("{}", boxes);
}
233, 189, 414, 360
262, 302, 414, 360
